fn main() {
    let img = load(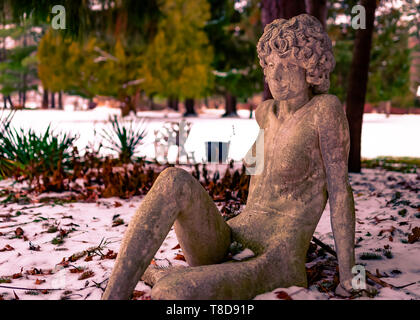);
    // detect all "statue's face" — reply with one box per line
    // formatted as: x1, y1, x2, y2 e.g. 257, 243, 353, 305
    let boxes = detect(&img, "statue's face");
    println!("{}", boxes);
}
264, 52, 308, 100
